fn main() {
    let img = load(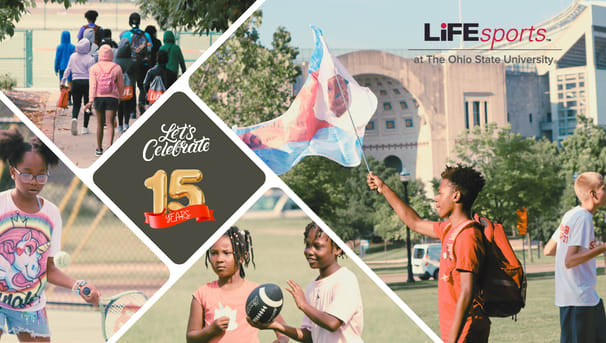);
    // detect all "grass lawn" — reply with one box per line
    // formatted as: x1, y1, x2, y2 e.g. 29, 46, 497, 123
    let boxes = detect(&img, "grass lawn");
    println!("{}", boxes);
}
117, 217, 433, 342
397, 274, 606, 342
